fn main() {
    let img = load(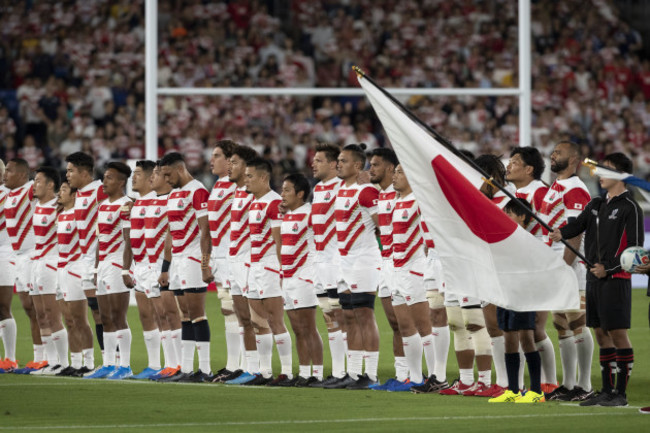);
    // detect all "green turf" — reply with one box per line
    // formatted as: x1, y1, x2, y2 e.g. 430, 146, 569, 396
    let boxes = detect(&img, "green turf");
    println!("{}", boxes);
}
1, 290, 649, 432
